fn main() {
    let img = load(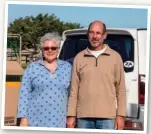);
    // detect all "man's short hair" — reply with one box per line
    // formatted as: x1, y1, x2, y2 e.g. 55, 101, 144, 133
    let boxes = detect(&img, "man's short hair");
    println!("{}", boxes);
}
87, 21, 106, 34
